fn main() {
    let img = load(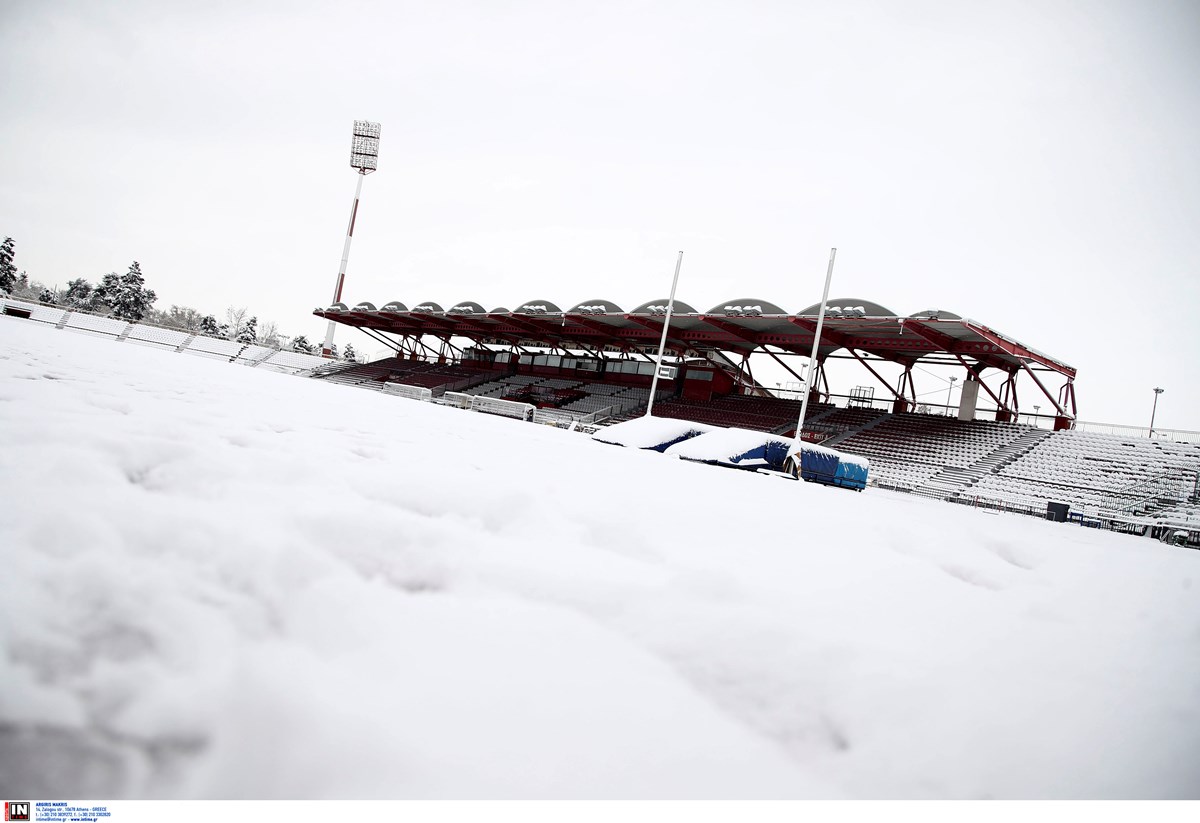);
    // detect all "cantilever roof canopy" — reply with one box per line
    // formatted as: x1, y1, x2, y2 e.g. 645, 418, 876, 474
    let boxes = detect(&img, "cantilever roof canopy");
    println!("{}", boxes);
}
315, 296, 1076, 379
